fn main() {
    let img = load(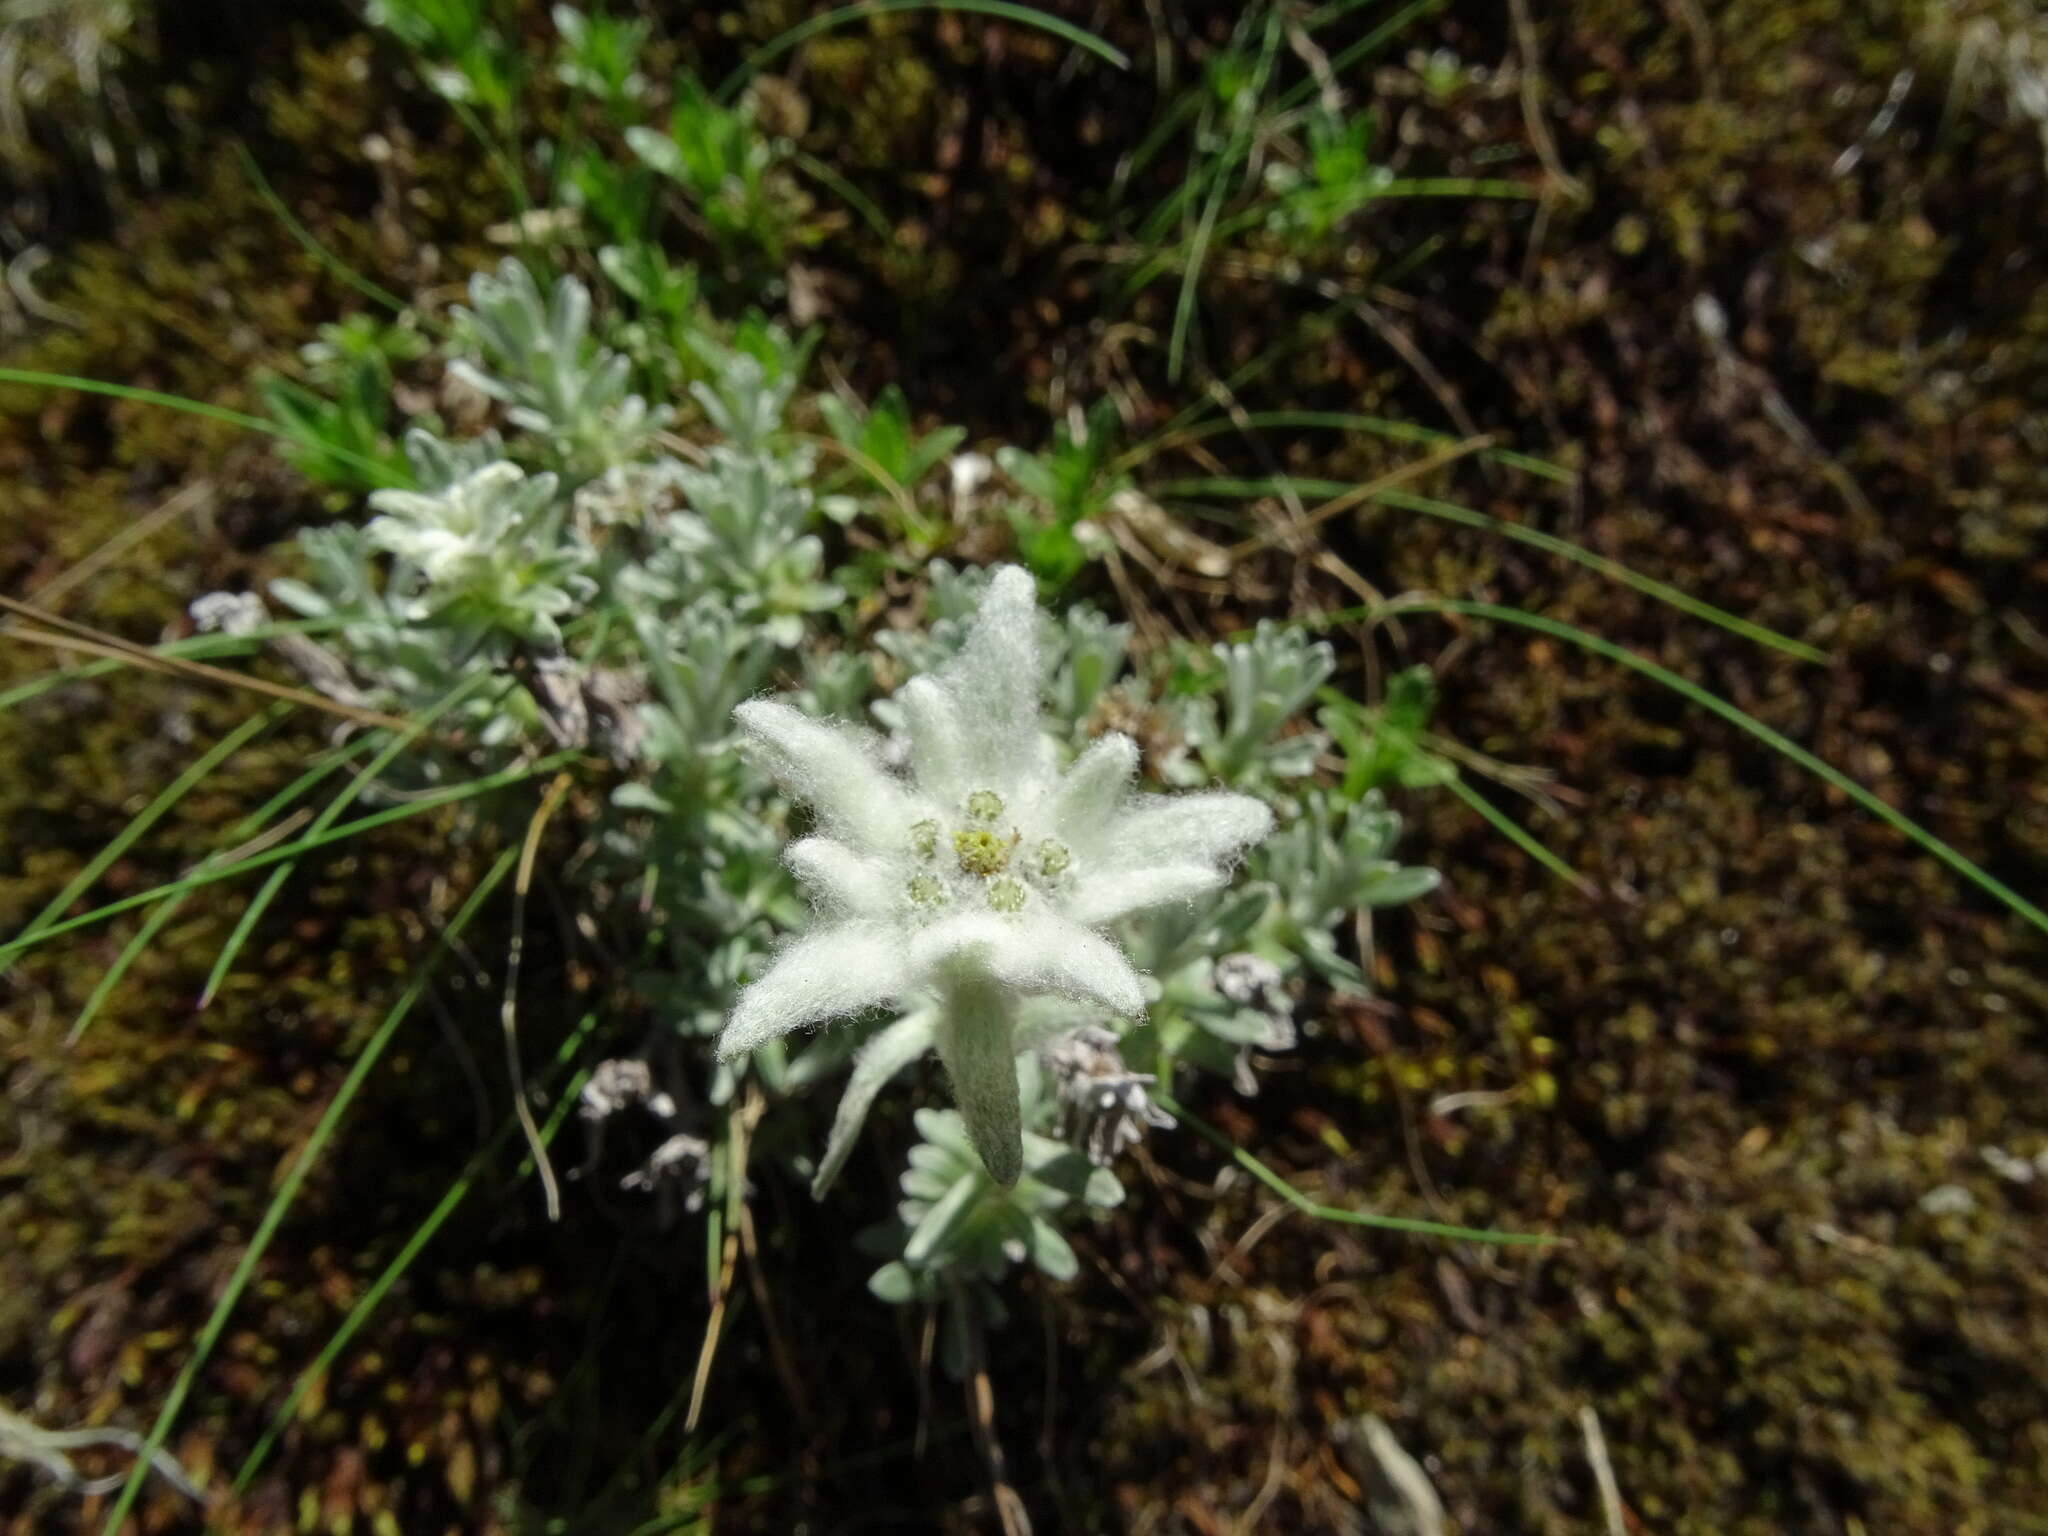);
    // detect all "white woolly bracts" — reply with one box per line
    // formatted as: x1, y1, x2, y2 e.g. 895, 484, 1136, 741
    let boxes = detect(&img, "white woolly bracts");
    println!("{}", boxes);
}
716, 564, 1272, 1184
